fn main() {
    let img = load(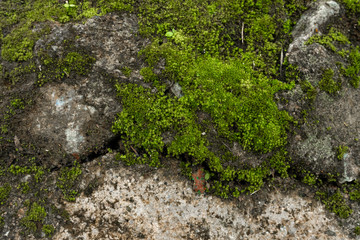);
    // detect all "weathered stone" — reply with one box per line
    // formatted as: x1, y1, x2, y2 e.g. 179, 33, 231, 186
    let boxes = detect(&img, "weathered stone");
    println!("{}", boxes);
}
285, 1, 360, 182
51, 154, 349, 240
12, 13, 150, 167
